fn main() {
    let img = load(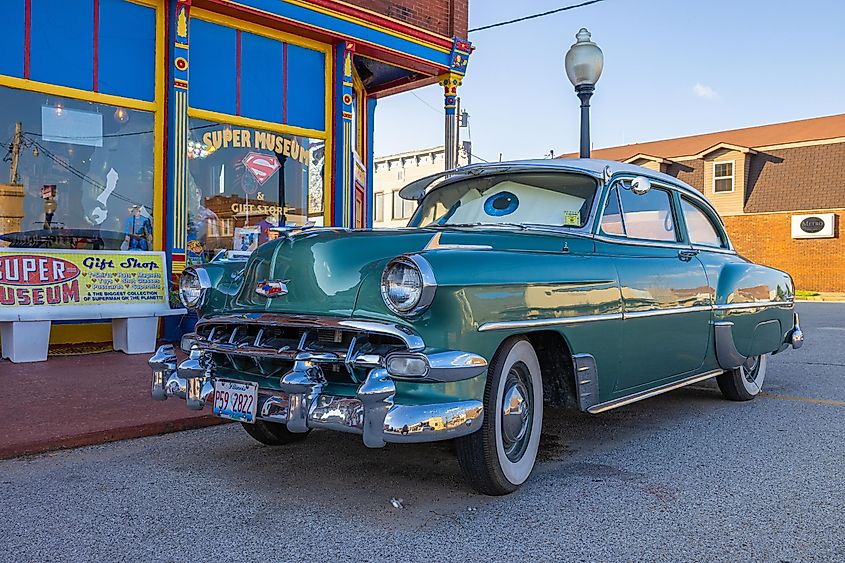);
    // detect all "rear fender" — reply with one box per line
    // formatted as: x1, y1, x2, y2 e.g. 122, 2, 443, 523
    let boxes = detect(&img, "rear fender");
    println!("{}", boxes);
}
714, 263, 794, 367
